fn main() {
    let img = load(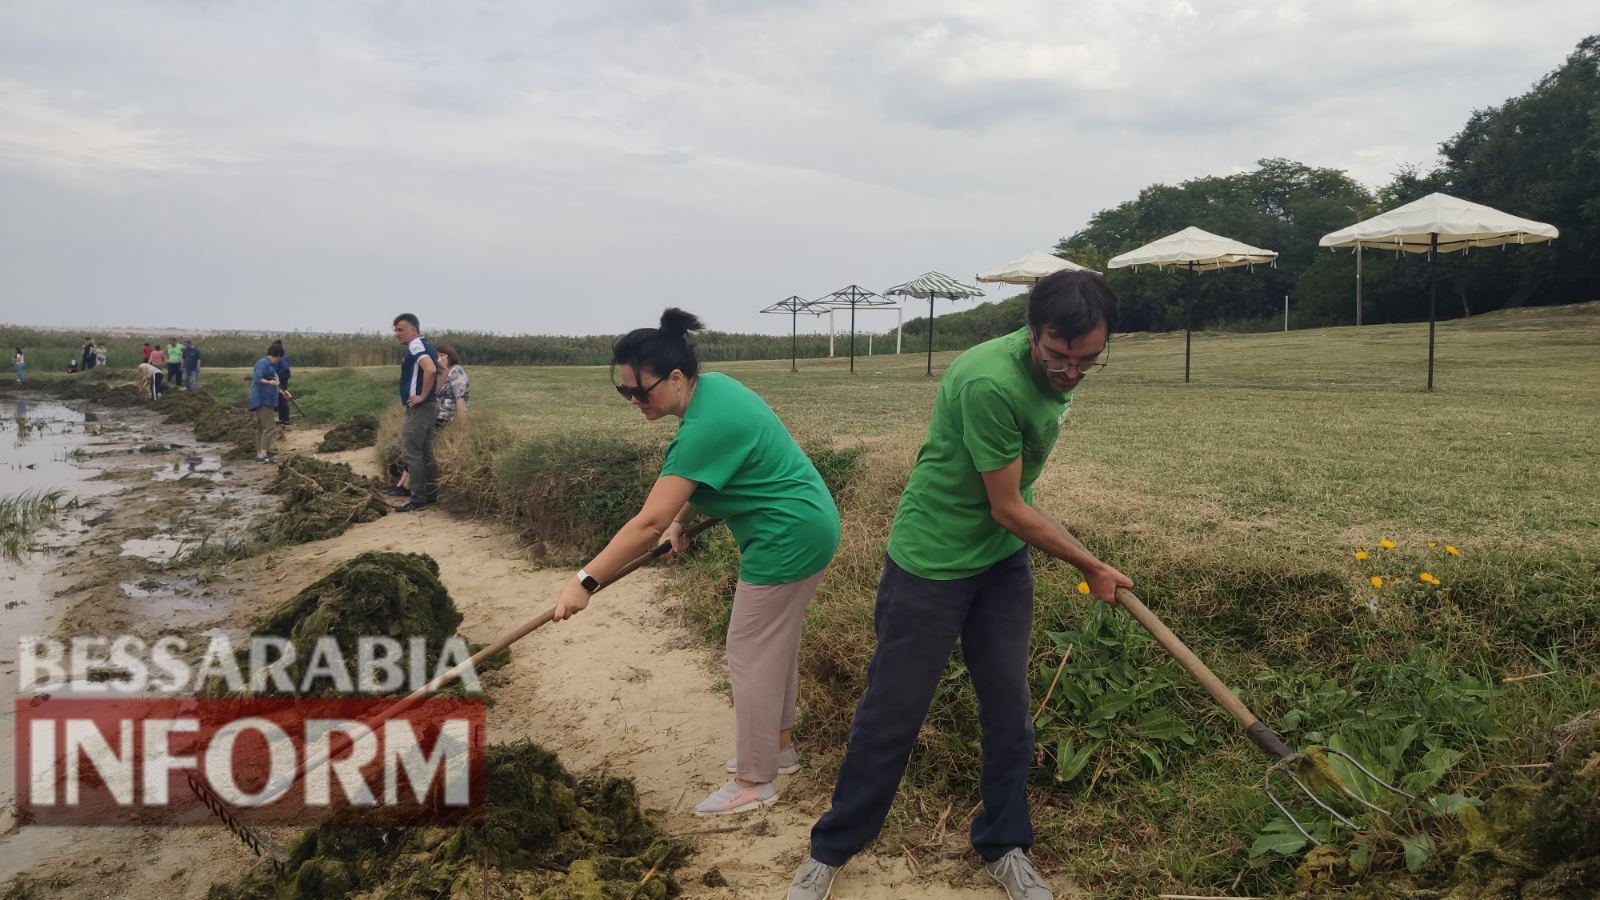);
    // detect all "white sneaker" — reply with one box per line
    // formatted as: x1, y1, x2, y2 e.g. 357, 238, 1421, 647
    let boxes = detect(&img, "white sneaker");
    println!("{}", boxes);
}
726, 745, 801, 775
693, 779, 777, 816
787, 856, 841, 900
984, 848, 1053, 899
